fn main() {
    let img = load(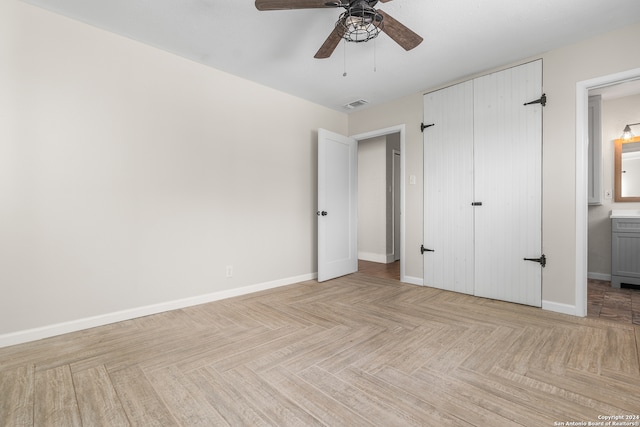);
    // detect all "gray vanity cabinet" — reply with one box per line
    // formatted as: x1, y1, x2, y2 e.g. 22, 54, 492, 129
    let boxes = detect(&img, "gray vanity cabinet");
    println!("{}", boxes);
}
611, 217, 640, 287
